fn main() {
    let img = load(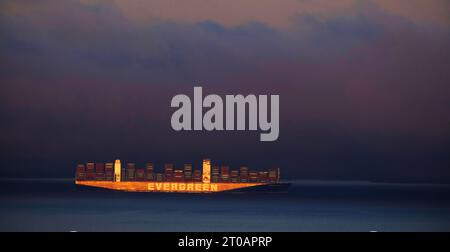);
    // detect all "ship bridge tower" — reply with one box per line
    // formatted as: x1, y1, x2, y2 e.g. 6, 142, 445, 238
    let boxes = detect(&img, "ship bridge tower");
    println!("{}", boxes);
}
202, 159, 211, 184
114, 159, 121, 182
